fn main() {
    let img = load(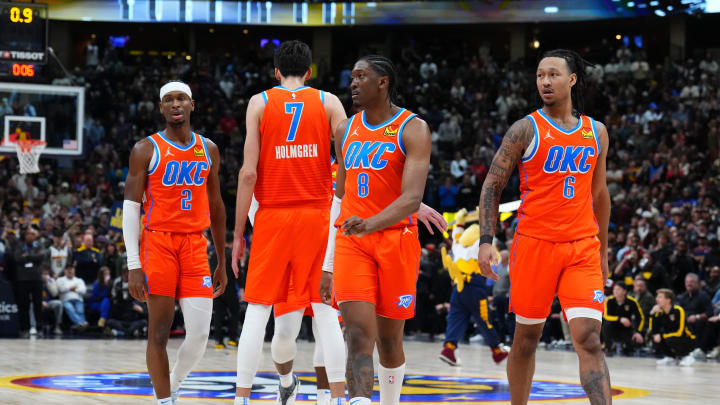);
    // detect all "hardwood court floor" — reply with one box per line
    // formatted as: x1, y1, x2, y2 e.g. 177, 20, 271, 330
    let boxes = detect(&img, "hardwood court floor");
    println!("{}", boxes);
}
0, 337, 717, 404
